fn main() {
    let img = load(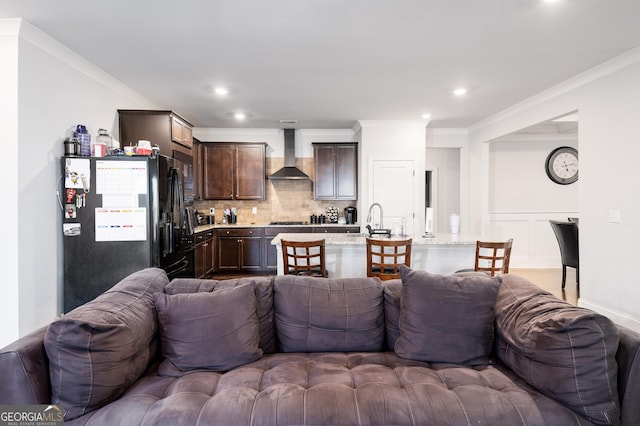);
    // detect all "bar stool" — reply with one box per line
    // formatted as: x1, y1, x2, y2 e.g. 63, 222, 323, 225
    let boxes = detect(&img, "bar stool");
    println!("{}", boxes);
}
281, 239, 327, 277
366, 238, 412, 280
456, 239, 513, 277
